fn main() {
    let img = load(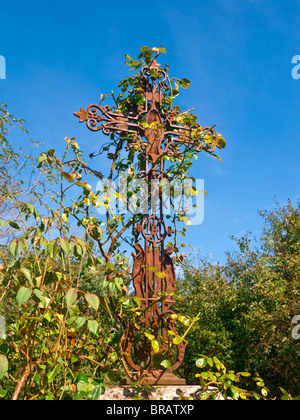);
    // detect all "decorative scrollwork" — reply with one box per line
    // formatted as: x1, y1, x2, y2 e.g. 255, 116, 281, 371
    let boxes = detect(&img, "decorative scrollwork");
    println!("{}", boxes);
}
135, 215, 173, 245
74, 56, 226, 385
74, 104, 141, 136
